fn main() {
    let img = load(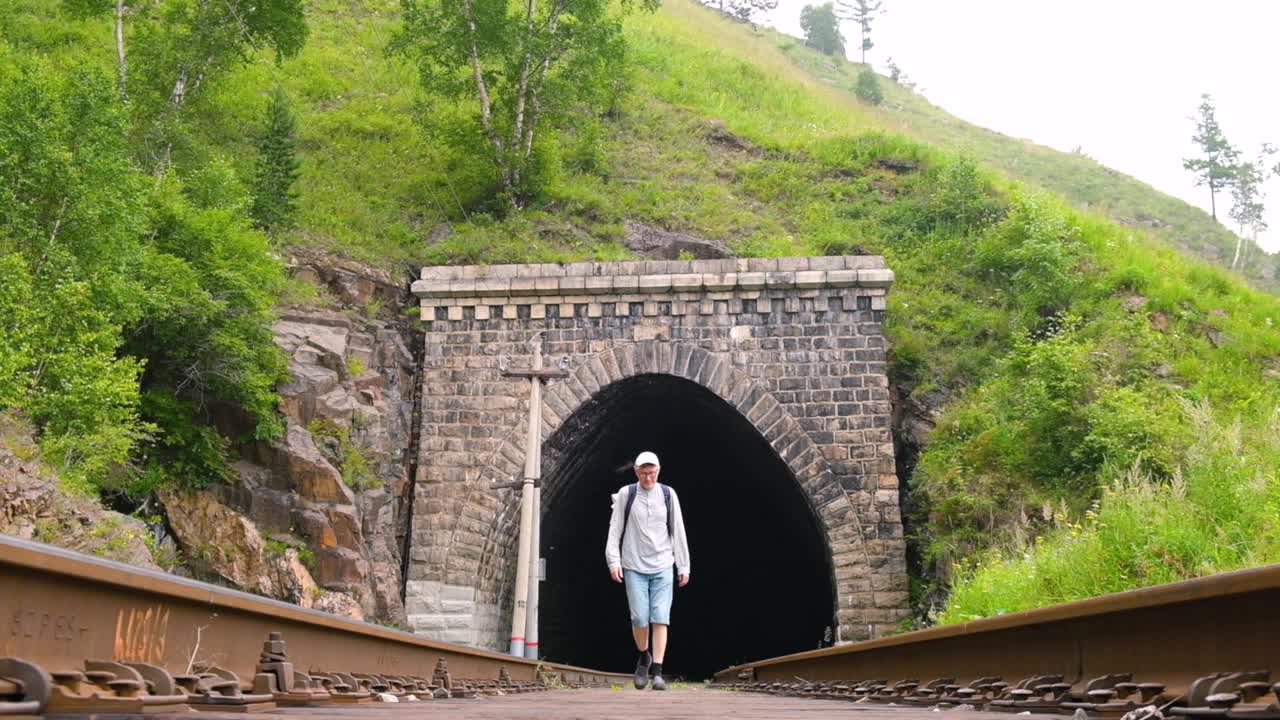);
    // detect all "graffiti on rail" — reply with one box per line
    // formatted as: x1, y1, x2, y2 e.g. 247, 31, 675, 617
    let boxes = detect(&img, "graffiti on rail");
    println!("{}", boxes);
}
113, 605, 170, 664
6, 609, 90, 654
